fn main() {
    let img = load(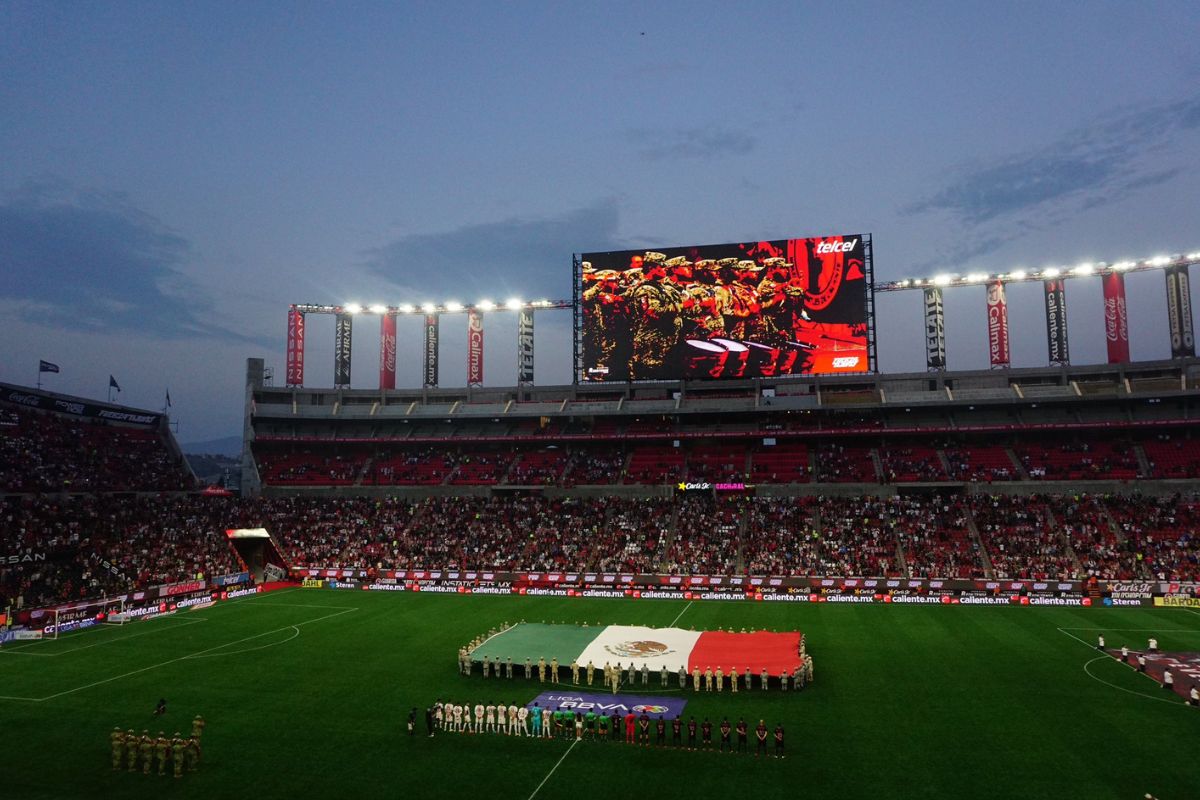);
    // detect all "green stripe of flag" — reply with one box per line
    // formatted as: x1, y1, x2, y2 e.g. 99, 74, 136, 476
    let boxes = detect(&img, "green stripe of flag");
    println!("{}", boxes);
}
471, 623, 602, 666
